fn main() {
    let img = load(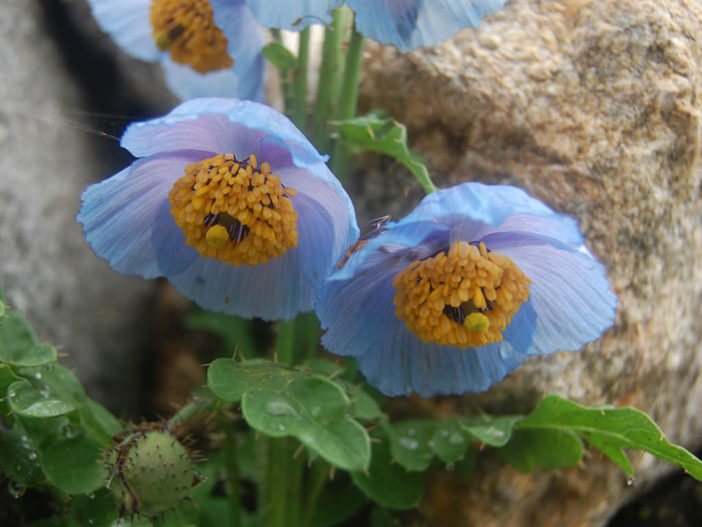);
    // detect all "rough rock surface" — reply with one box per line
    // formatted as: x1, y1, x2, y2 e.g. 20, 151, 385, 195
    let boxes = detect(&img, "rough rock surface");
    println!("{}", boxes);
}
0, 0, 160, 413
360, 0, 702, 525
